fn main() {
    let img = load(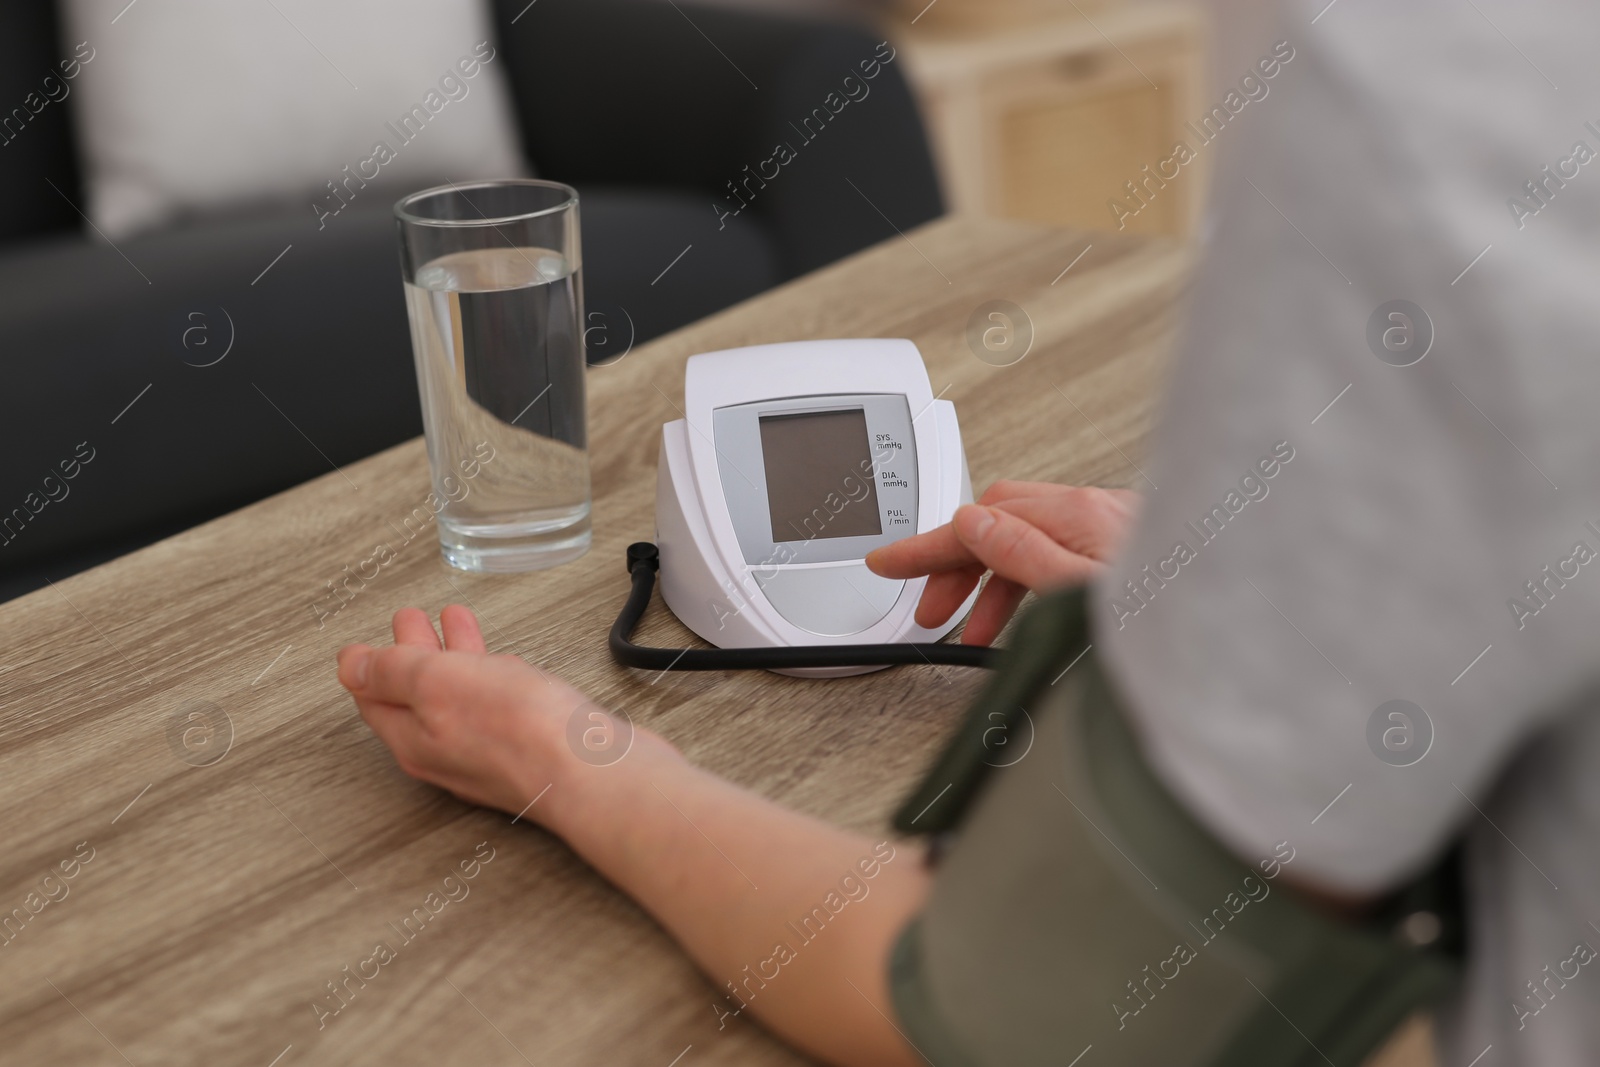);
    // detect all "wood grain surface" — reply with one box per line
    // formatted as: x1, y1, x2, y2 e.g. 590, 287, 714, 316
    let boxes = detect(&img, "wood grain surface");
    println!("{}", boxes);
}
0, 217, 1190, 1066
